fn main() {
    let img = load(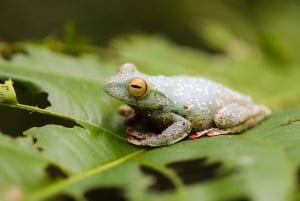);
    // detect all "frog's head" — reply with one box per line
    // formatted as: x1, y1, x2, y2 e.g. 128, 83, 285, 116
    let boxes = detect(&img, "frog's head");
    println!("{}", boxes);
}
104, 63, 169, 109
